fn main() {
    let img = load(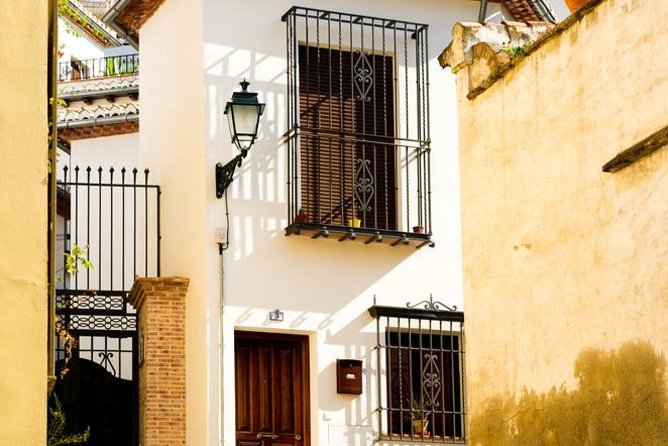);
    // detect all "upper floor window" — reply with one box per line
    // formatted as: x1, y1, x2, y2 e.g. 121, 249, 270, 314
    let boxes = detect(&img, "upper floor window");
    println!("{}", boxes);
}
283, 7, 434, 247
